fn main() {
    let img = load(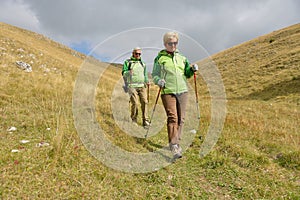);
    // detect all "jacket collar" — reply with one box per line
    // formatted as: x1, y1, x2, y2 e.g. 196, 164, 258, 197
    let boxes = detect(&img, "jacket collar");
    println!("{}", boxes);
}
159, 49, 179, 57
130, 56, 141, 61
